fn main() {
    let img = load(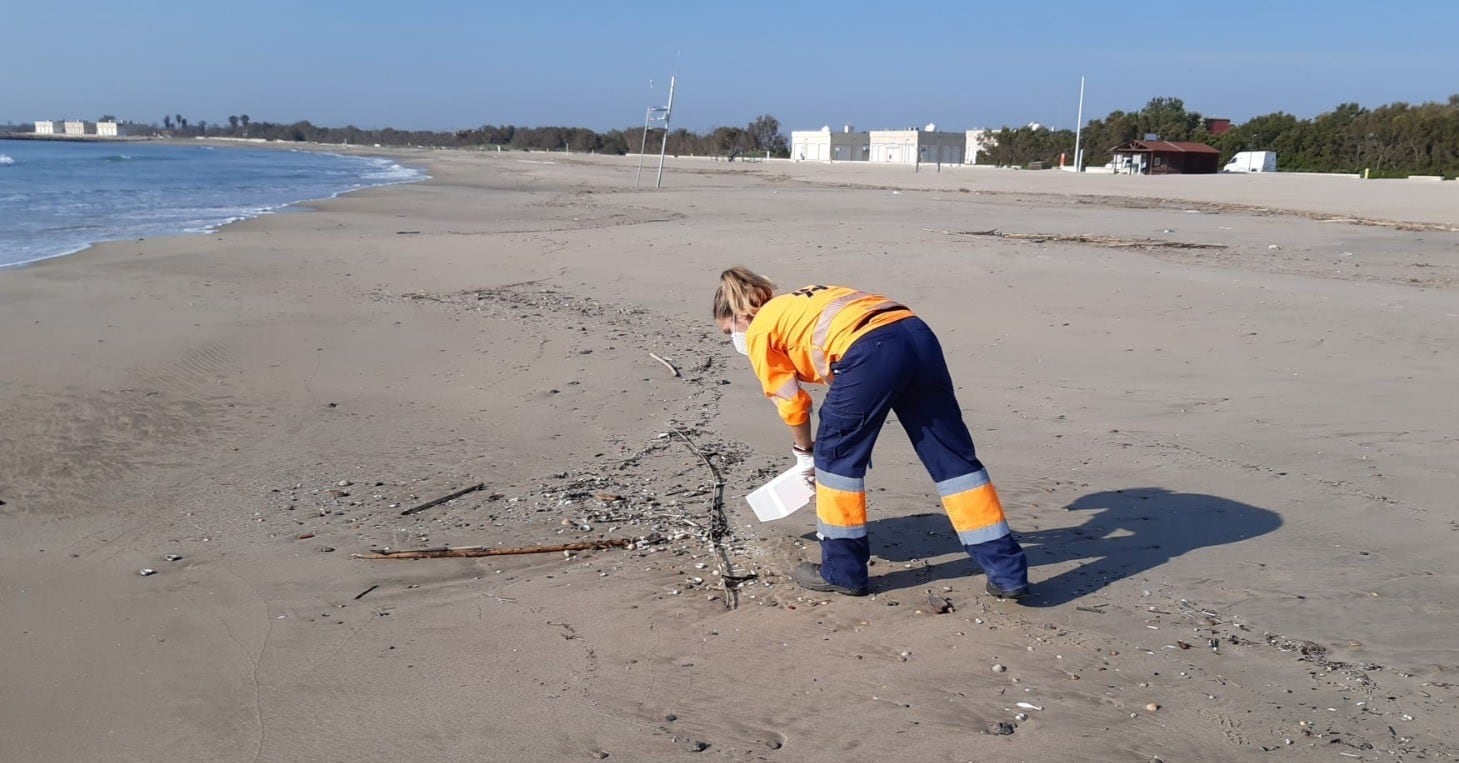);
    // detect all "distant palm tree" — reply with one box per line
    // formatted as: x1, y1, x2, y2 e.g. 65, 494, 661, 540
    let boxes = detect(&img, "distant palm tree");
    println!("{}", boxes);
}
228, 115, 239, 131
